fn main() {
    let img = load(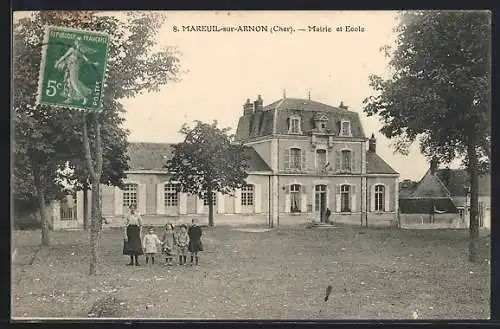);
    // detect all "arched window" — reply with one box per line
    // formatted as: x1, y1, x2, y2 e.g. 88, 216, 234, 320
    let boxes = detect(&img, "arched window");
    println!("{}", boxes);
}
290, 184, 301, 213
122, 183, 138, 207
375, 185, 385, 211
241, 184, 254, 206
340, 184, 351, 212
314, 184, 327, 212
164, 183, 179, 207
